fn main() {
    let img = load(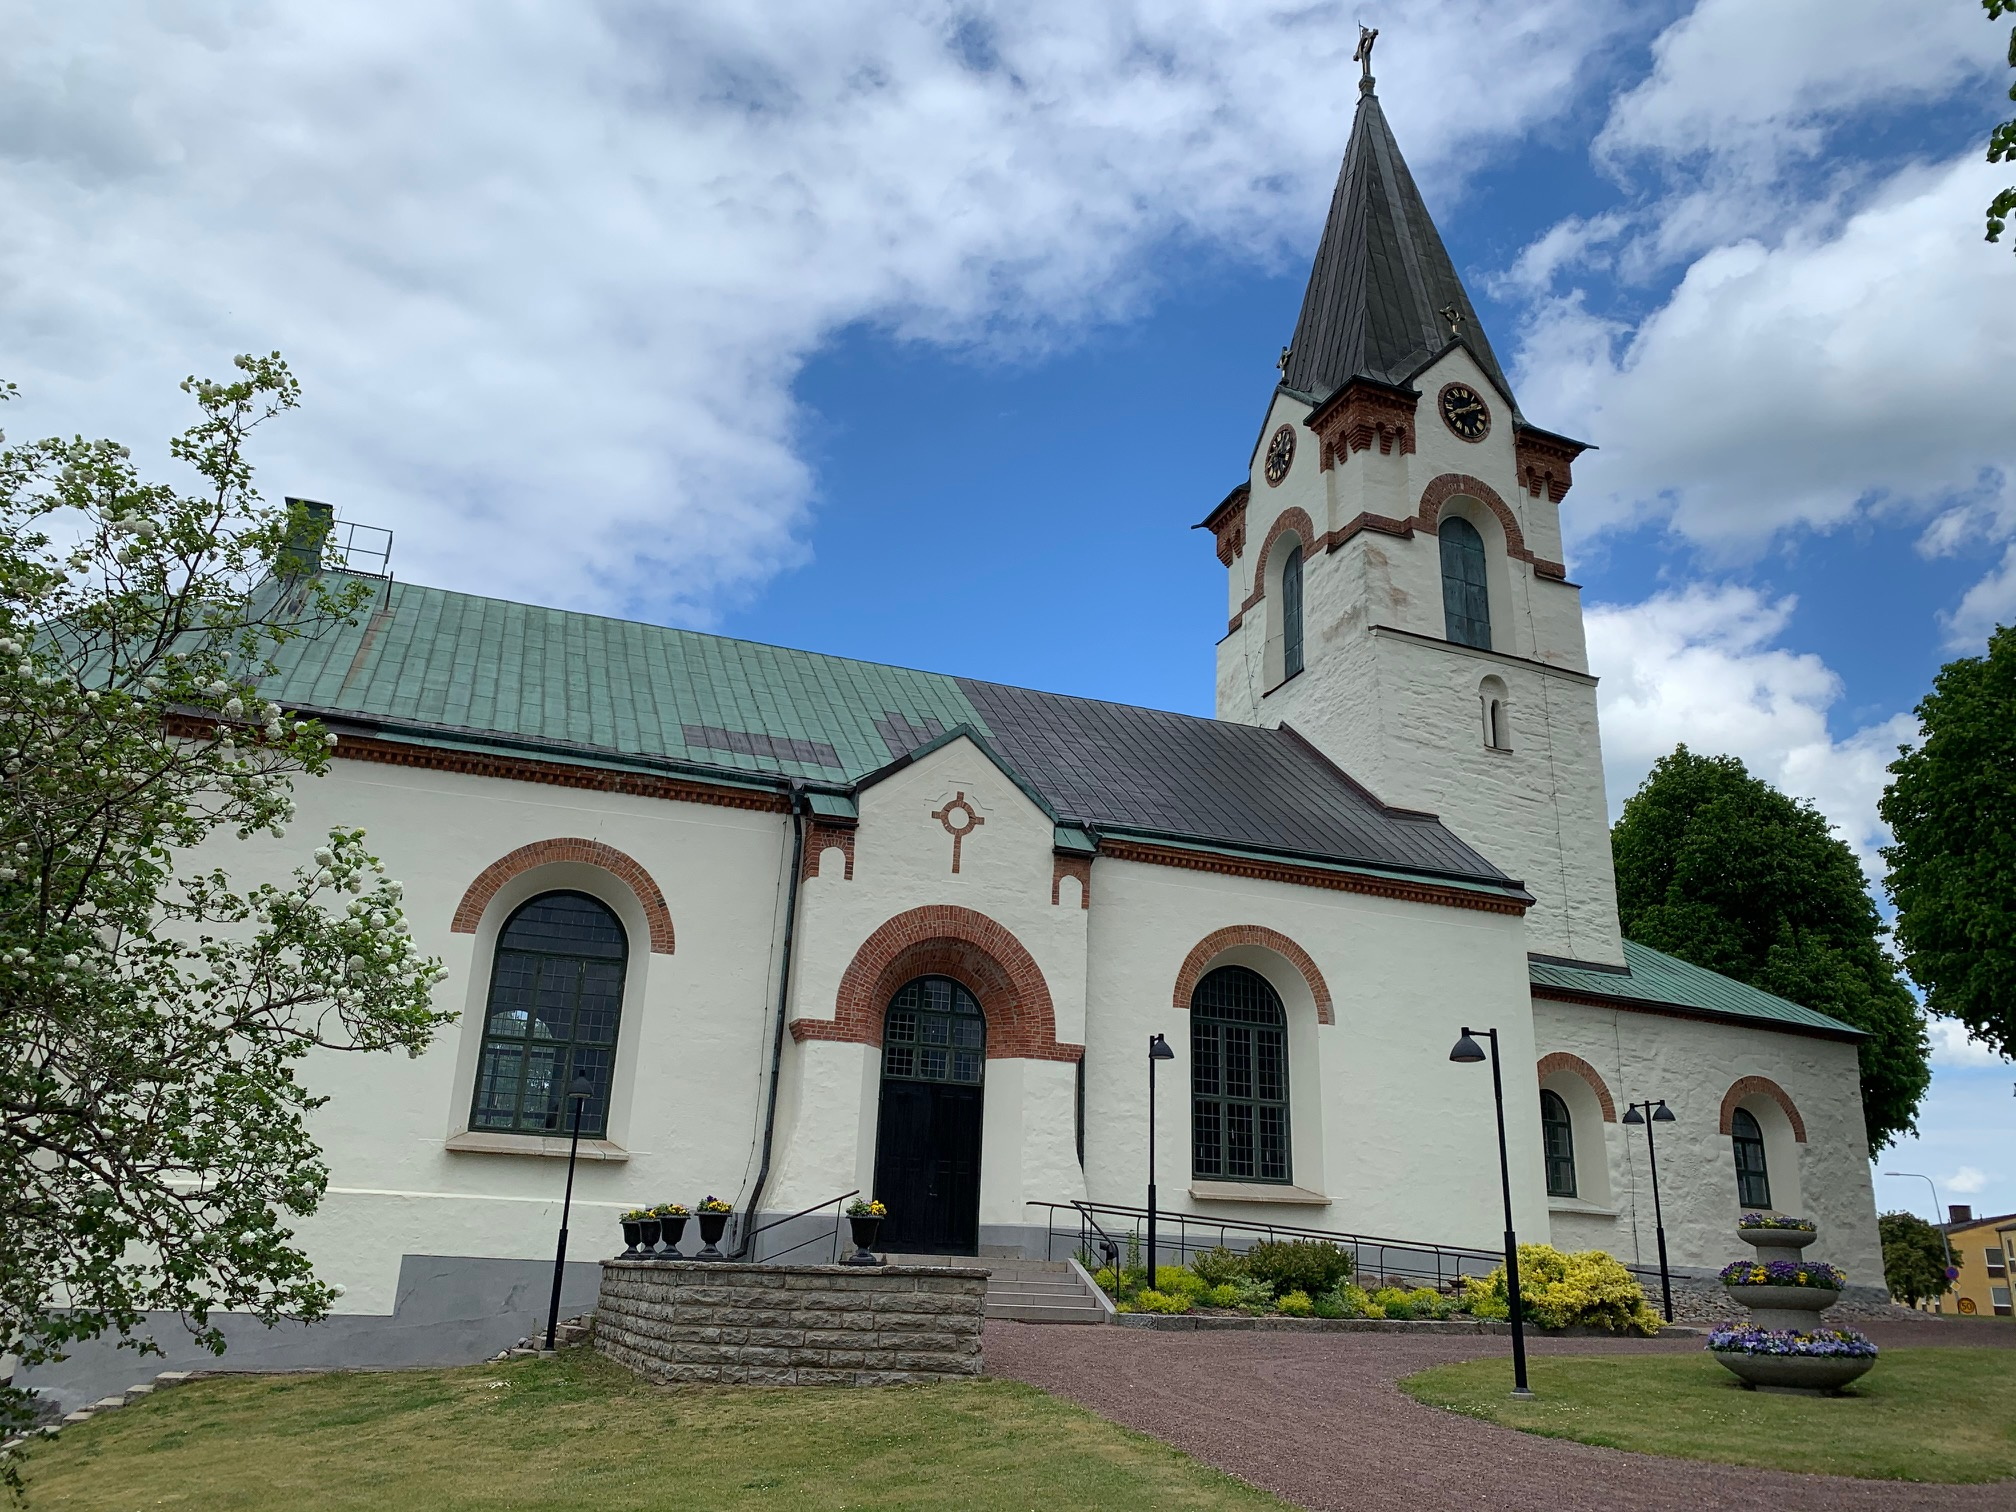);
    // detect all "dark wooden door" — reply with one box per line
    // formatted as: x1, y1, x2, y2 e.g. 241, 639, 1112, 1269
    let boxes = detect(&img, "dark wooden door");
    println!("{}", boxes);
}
873, 1079, 984, 1255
